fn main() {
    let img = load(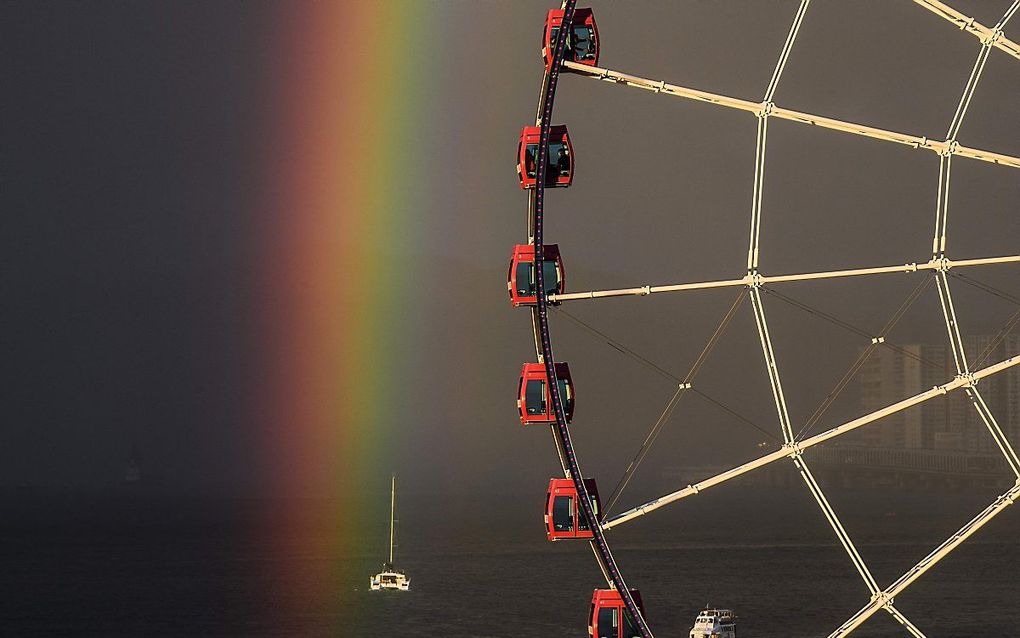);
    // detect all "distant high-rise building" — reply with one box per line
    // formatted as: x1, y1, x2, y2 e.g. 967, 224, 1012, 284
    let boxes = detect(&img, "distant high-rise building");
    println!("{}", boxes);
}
854, 335, 1019, 454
